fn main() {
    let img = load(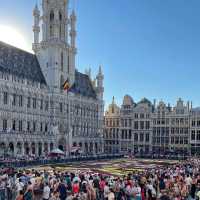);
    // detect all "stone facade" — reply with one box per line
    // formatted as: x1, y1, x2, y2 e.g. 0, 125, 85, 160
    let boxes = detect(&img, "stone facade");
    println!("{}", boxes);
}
104, 96, 196, 156
0, 0, 104, 157
190, 108, 200, 155
104, 97, 120, 154
104, 96, 152, 155
152, 99, 190, 155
